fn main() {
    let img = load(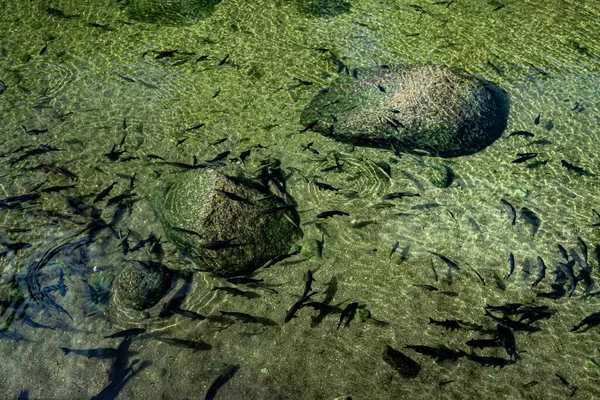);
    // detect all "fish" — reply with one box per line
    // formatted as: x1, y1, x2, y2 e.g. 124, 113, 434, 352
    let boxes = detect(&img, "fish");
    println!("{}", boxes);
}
226, 277, 264, 285
428, 317, 461, 331
106, 192, 136, 206
205, 151, 230, 164
561, 160, 588, 174
60, 347, 118, 359
104, 144, 126, 161
284, 291, 318, 322
571, 312, 600, 332
209, 138, 228, 146
321, 163, 344, 173
512, 153, 538, 163
30, 163, 78, 180
40, 184, 76, 193
104, 328, 146, 339
0, 193, 41, 209
486, 303, 523, 313
465, 338, 501, 349
302, 269, 316, 298
300, 119, 319, 133
204, 364, 239, 400
389, 241, 400, 259
316, 210, 349, 219
413, 284, 438, 291
10, 144, 61, 165
382, 345, 421, 378
185, 123, 205, 131
154, 337, 211, 351
428, 251, 461, 271
218, 54, 230, 66
578, 237, 588, 267
518, 306, 556, 324
382, 192, 420, 200
519, 208, 540, 236
525, 160, 548, 169
534, 113, 540, 125
464, 353, 515, 368
559, 259, 578, 296
46, 7, 77, 18
219, 311, 258, 323
377, 84, 386, 92
545, 120, 554, 131
532, 256, 546, 287
484, 310, 540, 332
497, 325, 518, 360
314, 182, 339, 192
21, 126, 49, 135
500, 200, 516, 225
505, 253, 515, 279
211, 286, 250, 297
215, 189, 253, 205
403, 345, 465, 362
337, 302, 359, 329
508, 130, 534, 138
